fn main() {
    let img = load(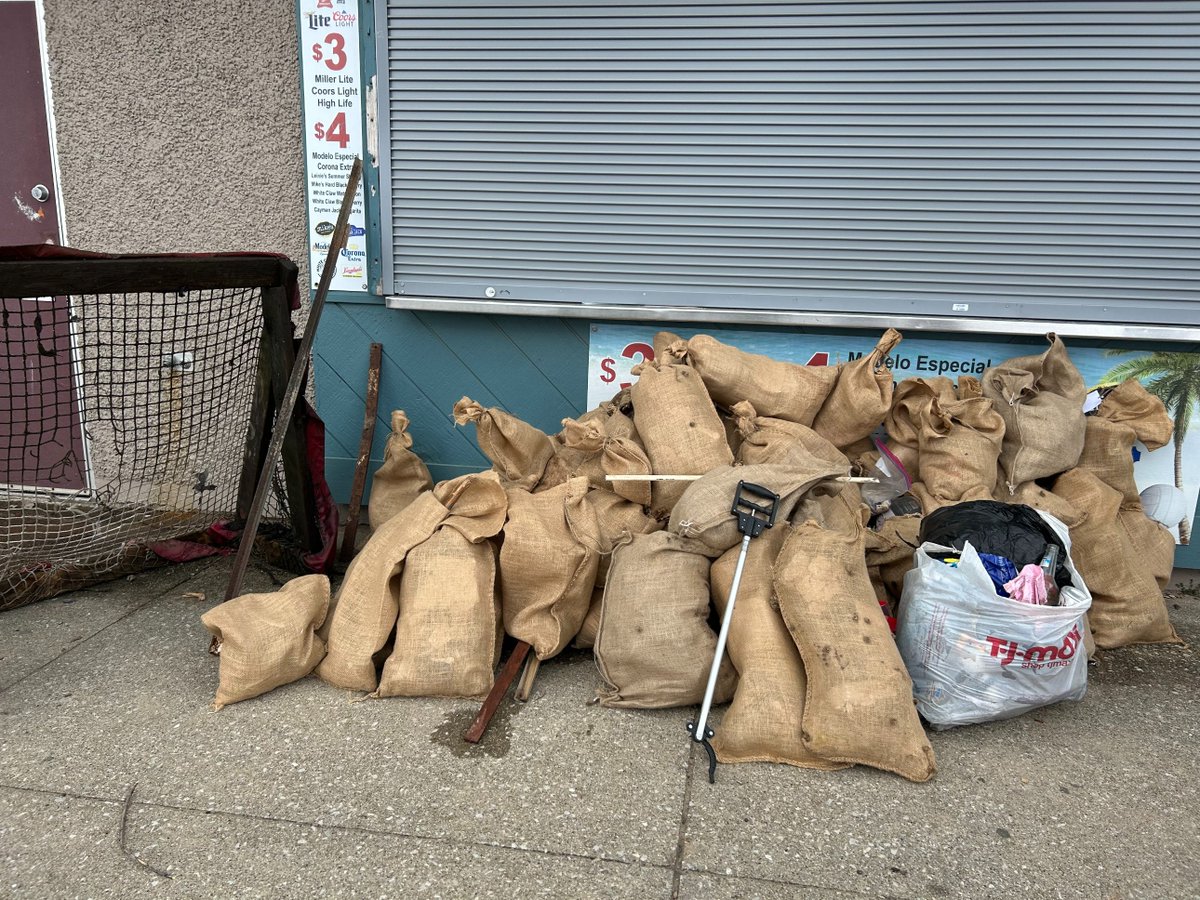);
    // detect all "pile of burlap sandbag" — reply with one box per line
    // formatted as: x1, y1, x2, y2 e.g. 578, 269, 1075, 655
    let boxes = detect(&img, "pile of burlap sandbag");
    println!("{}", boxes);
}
877, 334, 1180, 651
200, 327, 1180, 785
